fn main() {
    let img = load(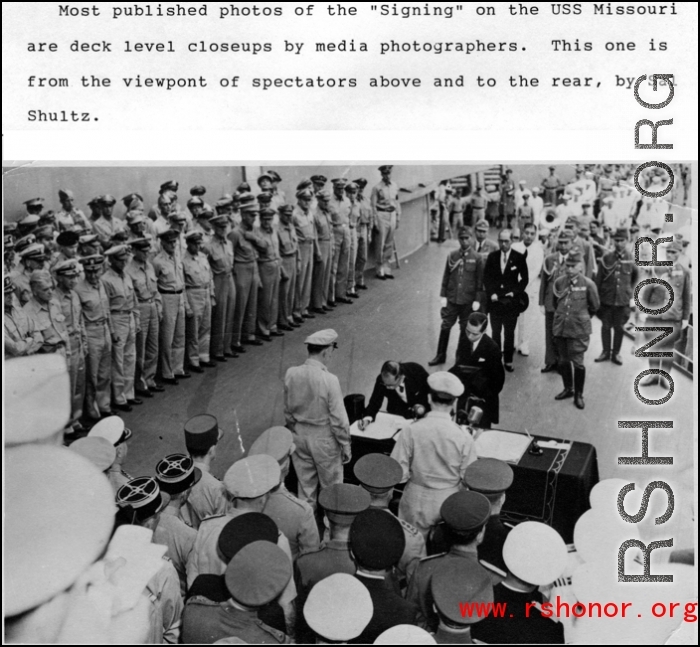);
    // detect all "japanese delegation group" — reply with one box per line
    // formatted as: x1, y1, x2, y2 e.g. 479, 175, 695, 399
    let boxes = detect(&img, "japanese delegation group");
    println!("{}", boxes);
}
4, 163, 694, 644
